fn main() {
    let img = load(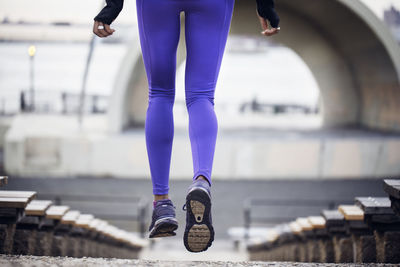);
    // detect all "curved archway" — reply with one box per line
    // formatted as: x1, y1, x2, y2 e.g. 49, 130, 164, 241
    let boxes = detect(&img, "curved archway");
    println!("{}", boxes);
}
108, 0, 400, 133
